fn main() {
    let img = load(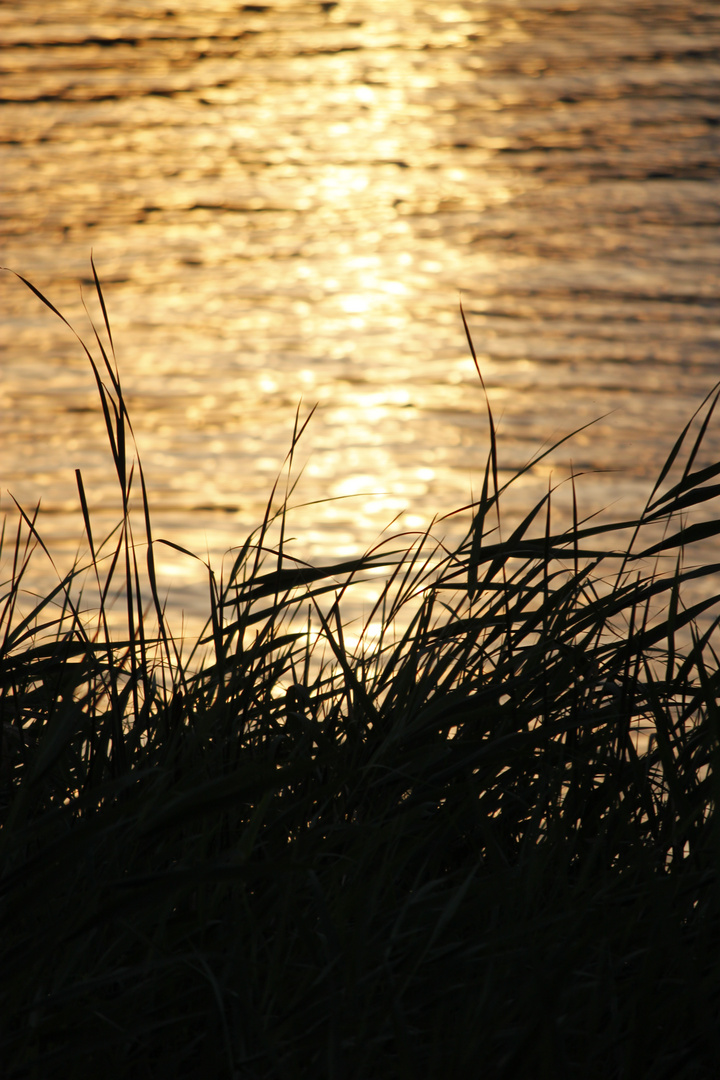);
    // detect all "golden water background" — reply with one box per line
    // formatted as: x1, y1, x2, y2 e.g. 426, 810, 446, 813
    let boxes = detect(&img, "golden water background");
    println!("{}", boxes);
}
1, 1, 720, 635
